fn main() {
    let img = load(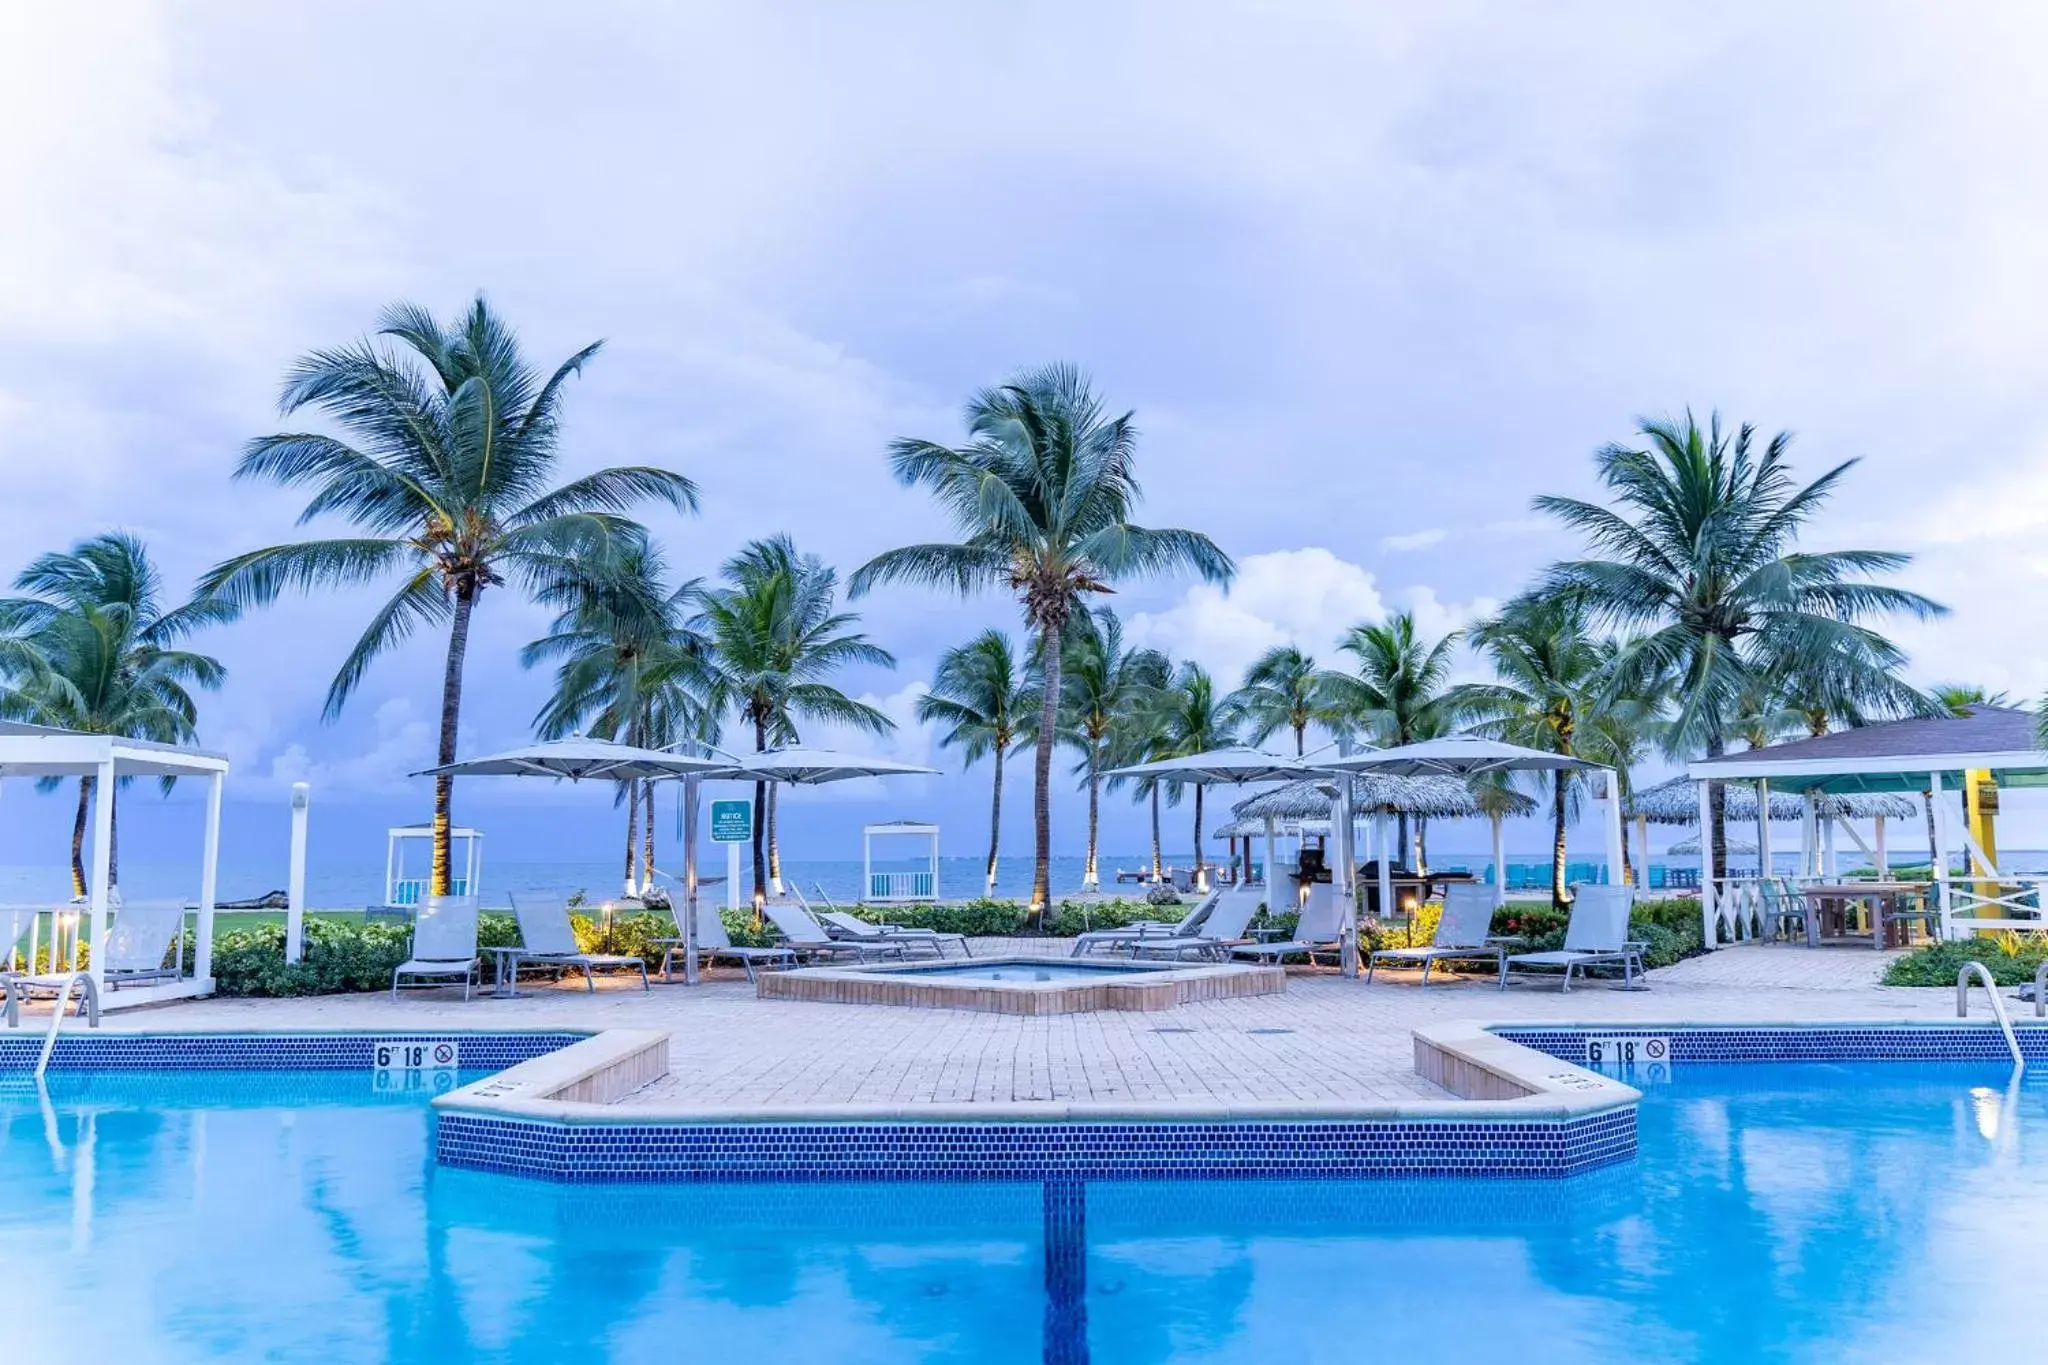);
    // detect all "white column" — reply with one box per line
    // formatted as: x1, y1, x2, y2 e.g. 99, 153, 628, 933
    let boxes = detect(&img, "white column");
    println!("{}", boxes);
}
1755, 779, 1772, 884
197, 771, 223, 986
1874, 815, 1888, 878
864, 827, 874, 904
1930, 771, 1953, 938
1636, 815, 1651, 891
1263, 815, 1278, 905
1601, 769, 1625, 888
1698, 775, 1718, 948
1375, 813, 1395, 934
286, 782, 309, 965
1490, 812, 1507, 908
1335, 786, 1358, 977
1822, 812, 1838, 880
1801, 793, 1818, 878
681, 775, 700, 985
86, 757, 114, 990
